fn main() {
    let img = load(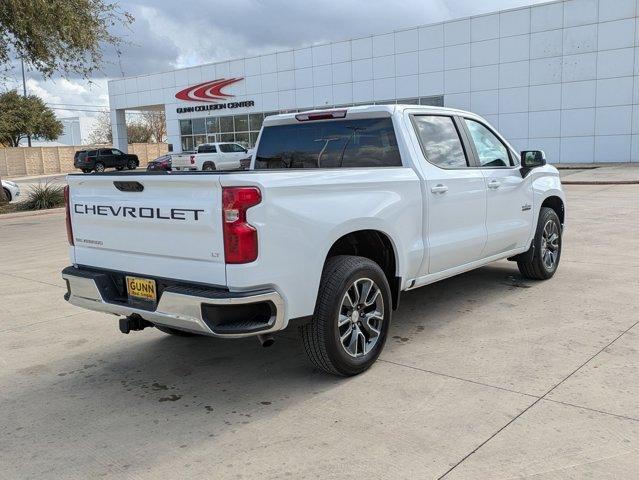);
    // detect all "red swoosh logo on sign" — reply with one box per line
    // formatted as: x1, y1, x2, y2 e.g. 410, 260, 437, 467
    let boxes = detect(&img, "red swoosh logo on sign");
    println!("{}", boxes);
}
175, 78, 243, 103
